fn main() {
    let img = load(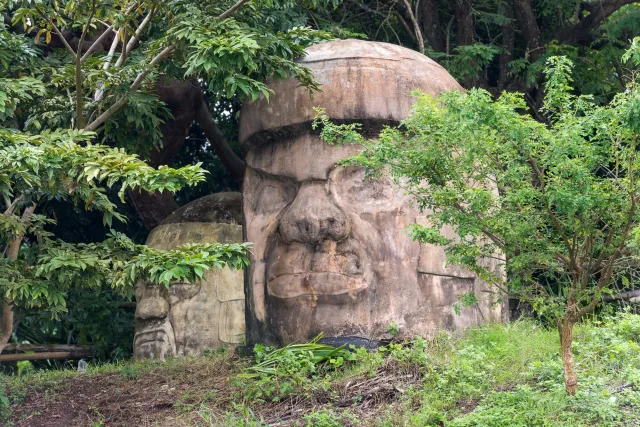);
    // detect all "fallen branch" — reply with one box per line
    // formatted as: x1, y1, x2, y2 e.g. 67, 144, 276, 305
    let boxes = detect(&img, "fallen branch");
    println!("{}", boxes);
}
602, 289, 640, 302
3, 344, 95, 353
0, 350, 92, 362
